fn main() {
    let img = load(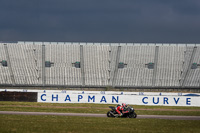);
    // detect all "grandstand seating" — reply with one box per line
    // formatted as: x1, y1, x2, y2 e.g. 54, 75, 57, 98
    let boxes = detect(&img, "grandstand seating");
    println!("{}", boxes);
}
7, 43, 43, 85
184, 46, 200, 87
0, 41, 200, 88
44, 43, 82, 86
155, 45, 185, 87
115, 45, 155, 87
83, 45, 110, 86
0, 44, 12, 84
